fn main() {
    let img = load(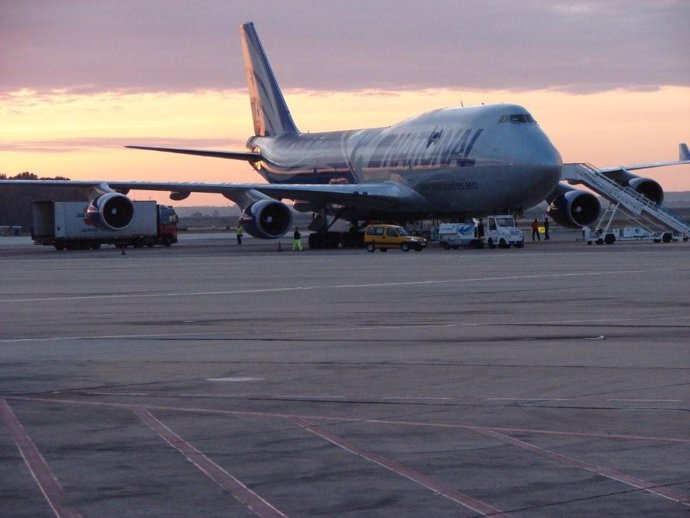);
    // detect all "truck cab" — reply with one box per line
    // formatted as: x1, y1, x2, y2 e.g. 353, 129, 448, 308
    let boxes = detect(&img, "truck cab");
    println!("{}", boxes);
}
485, 215, 524, 248
157, 205, 179, 246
